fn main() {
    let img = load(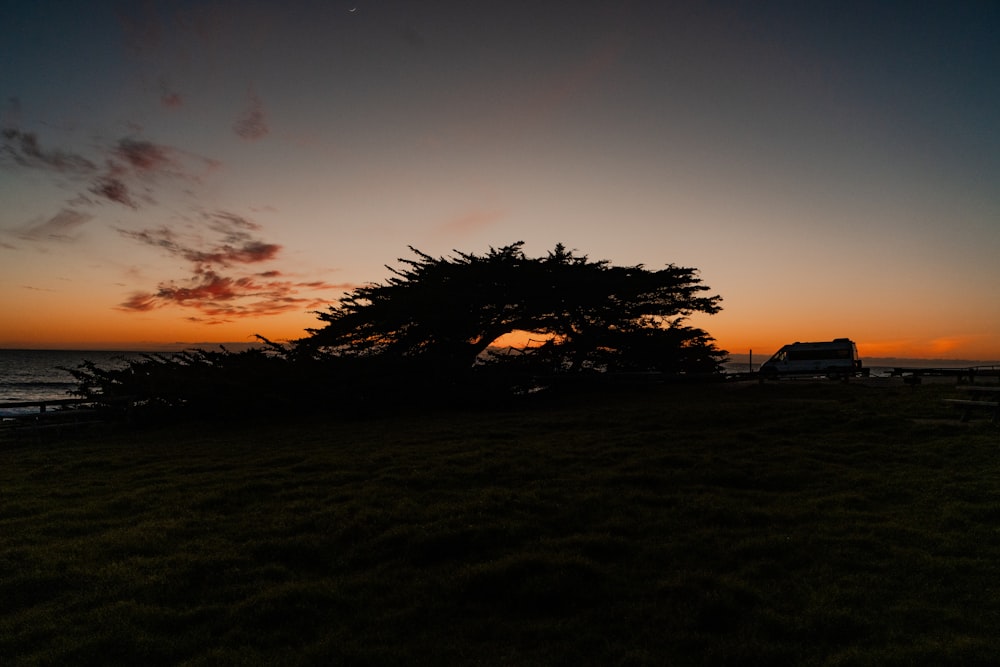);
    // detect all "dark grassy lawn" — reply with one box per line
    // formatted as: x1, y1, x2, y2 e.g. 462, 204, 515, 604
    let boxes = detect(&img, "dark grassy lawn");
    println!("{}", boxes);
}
2, 380, 999, 665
